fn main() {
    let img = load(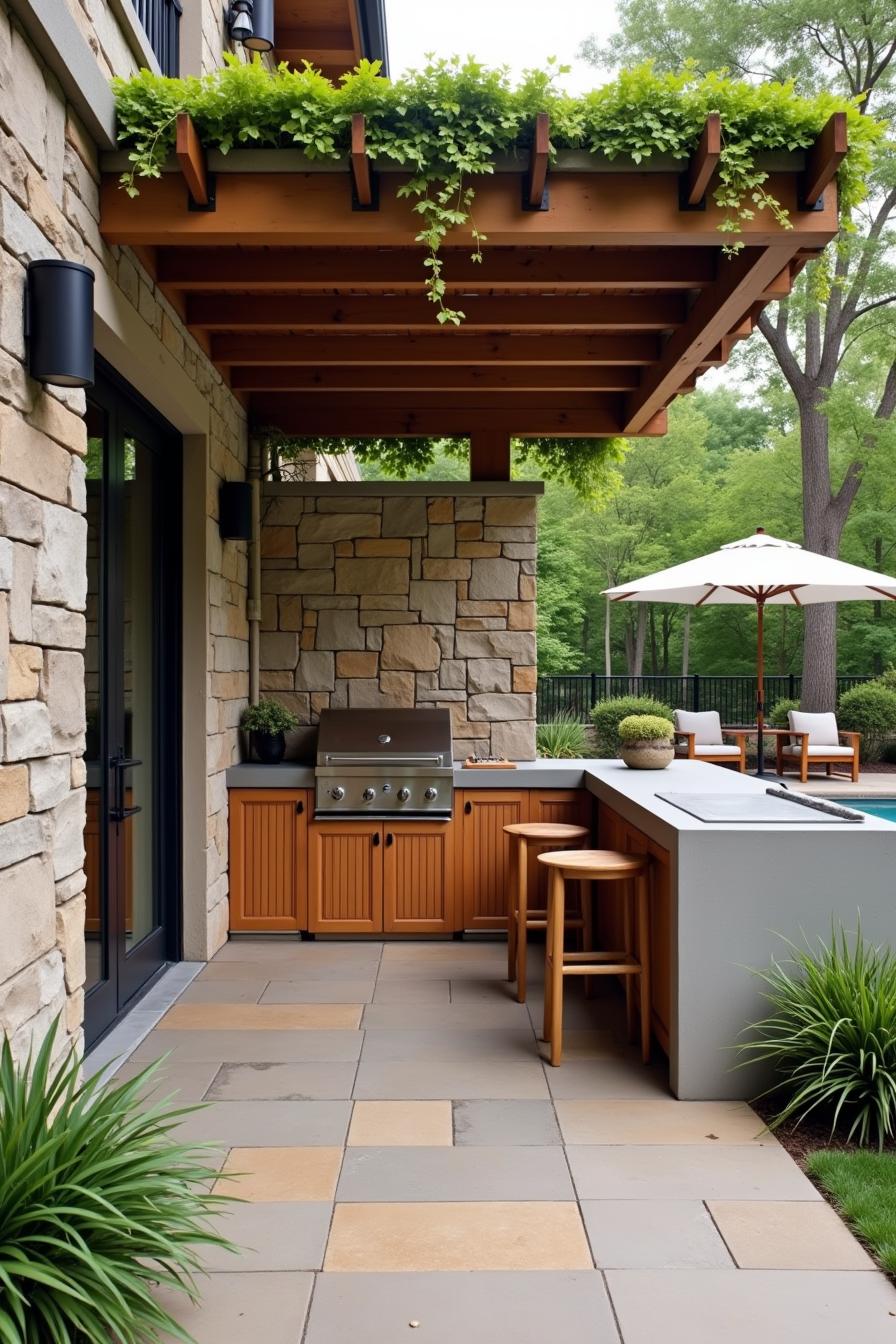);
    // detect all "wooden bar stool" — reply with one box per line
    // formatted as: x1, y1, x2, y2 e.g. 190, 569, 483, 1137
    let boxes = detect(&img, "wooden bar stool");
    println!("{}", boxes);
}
503, 822, 590, 1003
538, 849, 651, 1067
